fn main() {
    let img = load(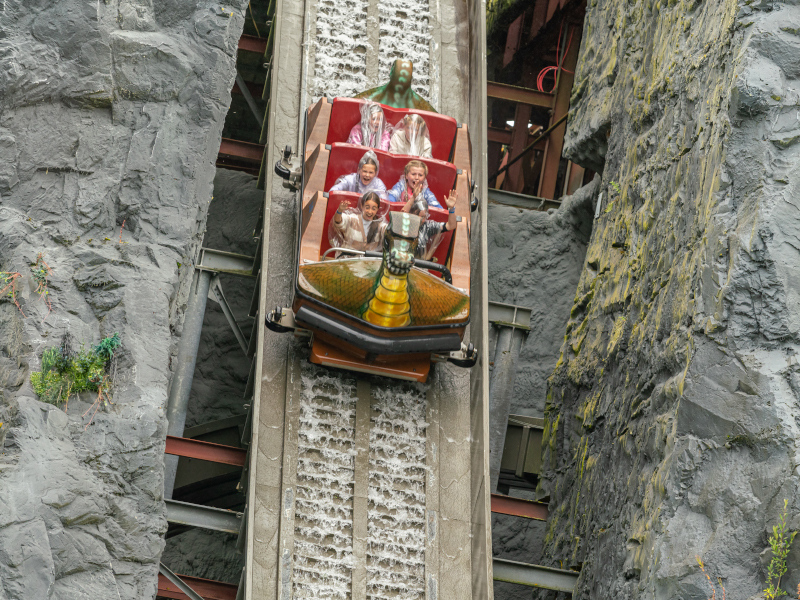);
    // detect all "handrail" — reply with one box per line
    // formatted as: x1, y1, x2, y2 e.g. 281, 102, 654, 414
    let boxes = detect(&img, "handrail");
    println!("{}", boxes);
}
363, 251, 453, 284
